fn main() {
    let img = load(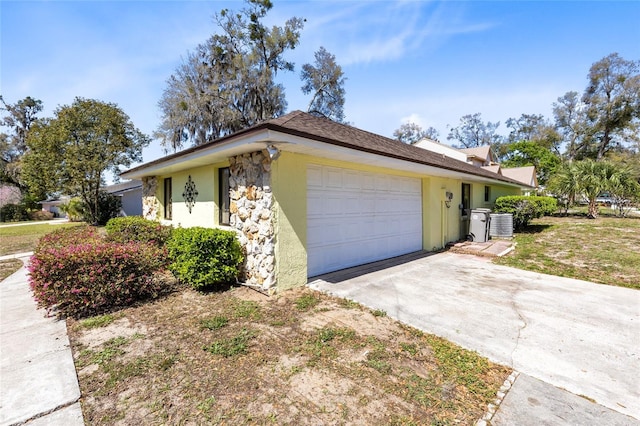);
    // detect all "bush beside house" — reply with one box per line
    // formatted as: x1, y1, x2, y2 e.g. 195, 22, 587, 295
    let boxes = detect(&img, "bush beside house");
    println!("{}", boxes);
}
105, 216, 173, 246
29, 226, 169, 318
494, 196, 557, 230
29, 222, 245, 317
167, 227, 244, 291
